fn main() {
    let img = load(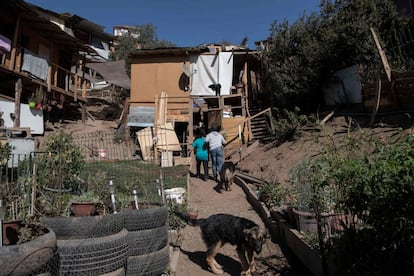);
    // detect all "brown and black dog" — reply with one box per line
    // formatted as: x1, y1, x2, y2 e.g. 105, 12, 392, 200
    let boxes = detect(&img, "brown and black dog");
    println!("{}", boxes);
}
193, 213, 268, 275
220, 161, 236, 191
